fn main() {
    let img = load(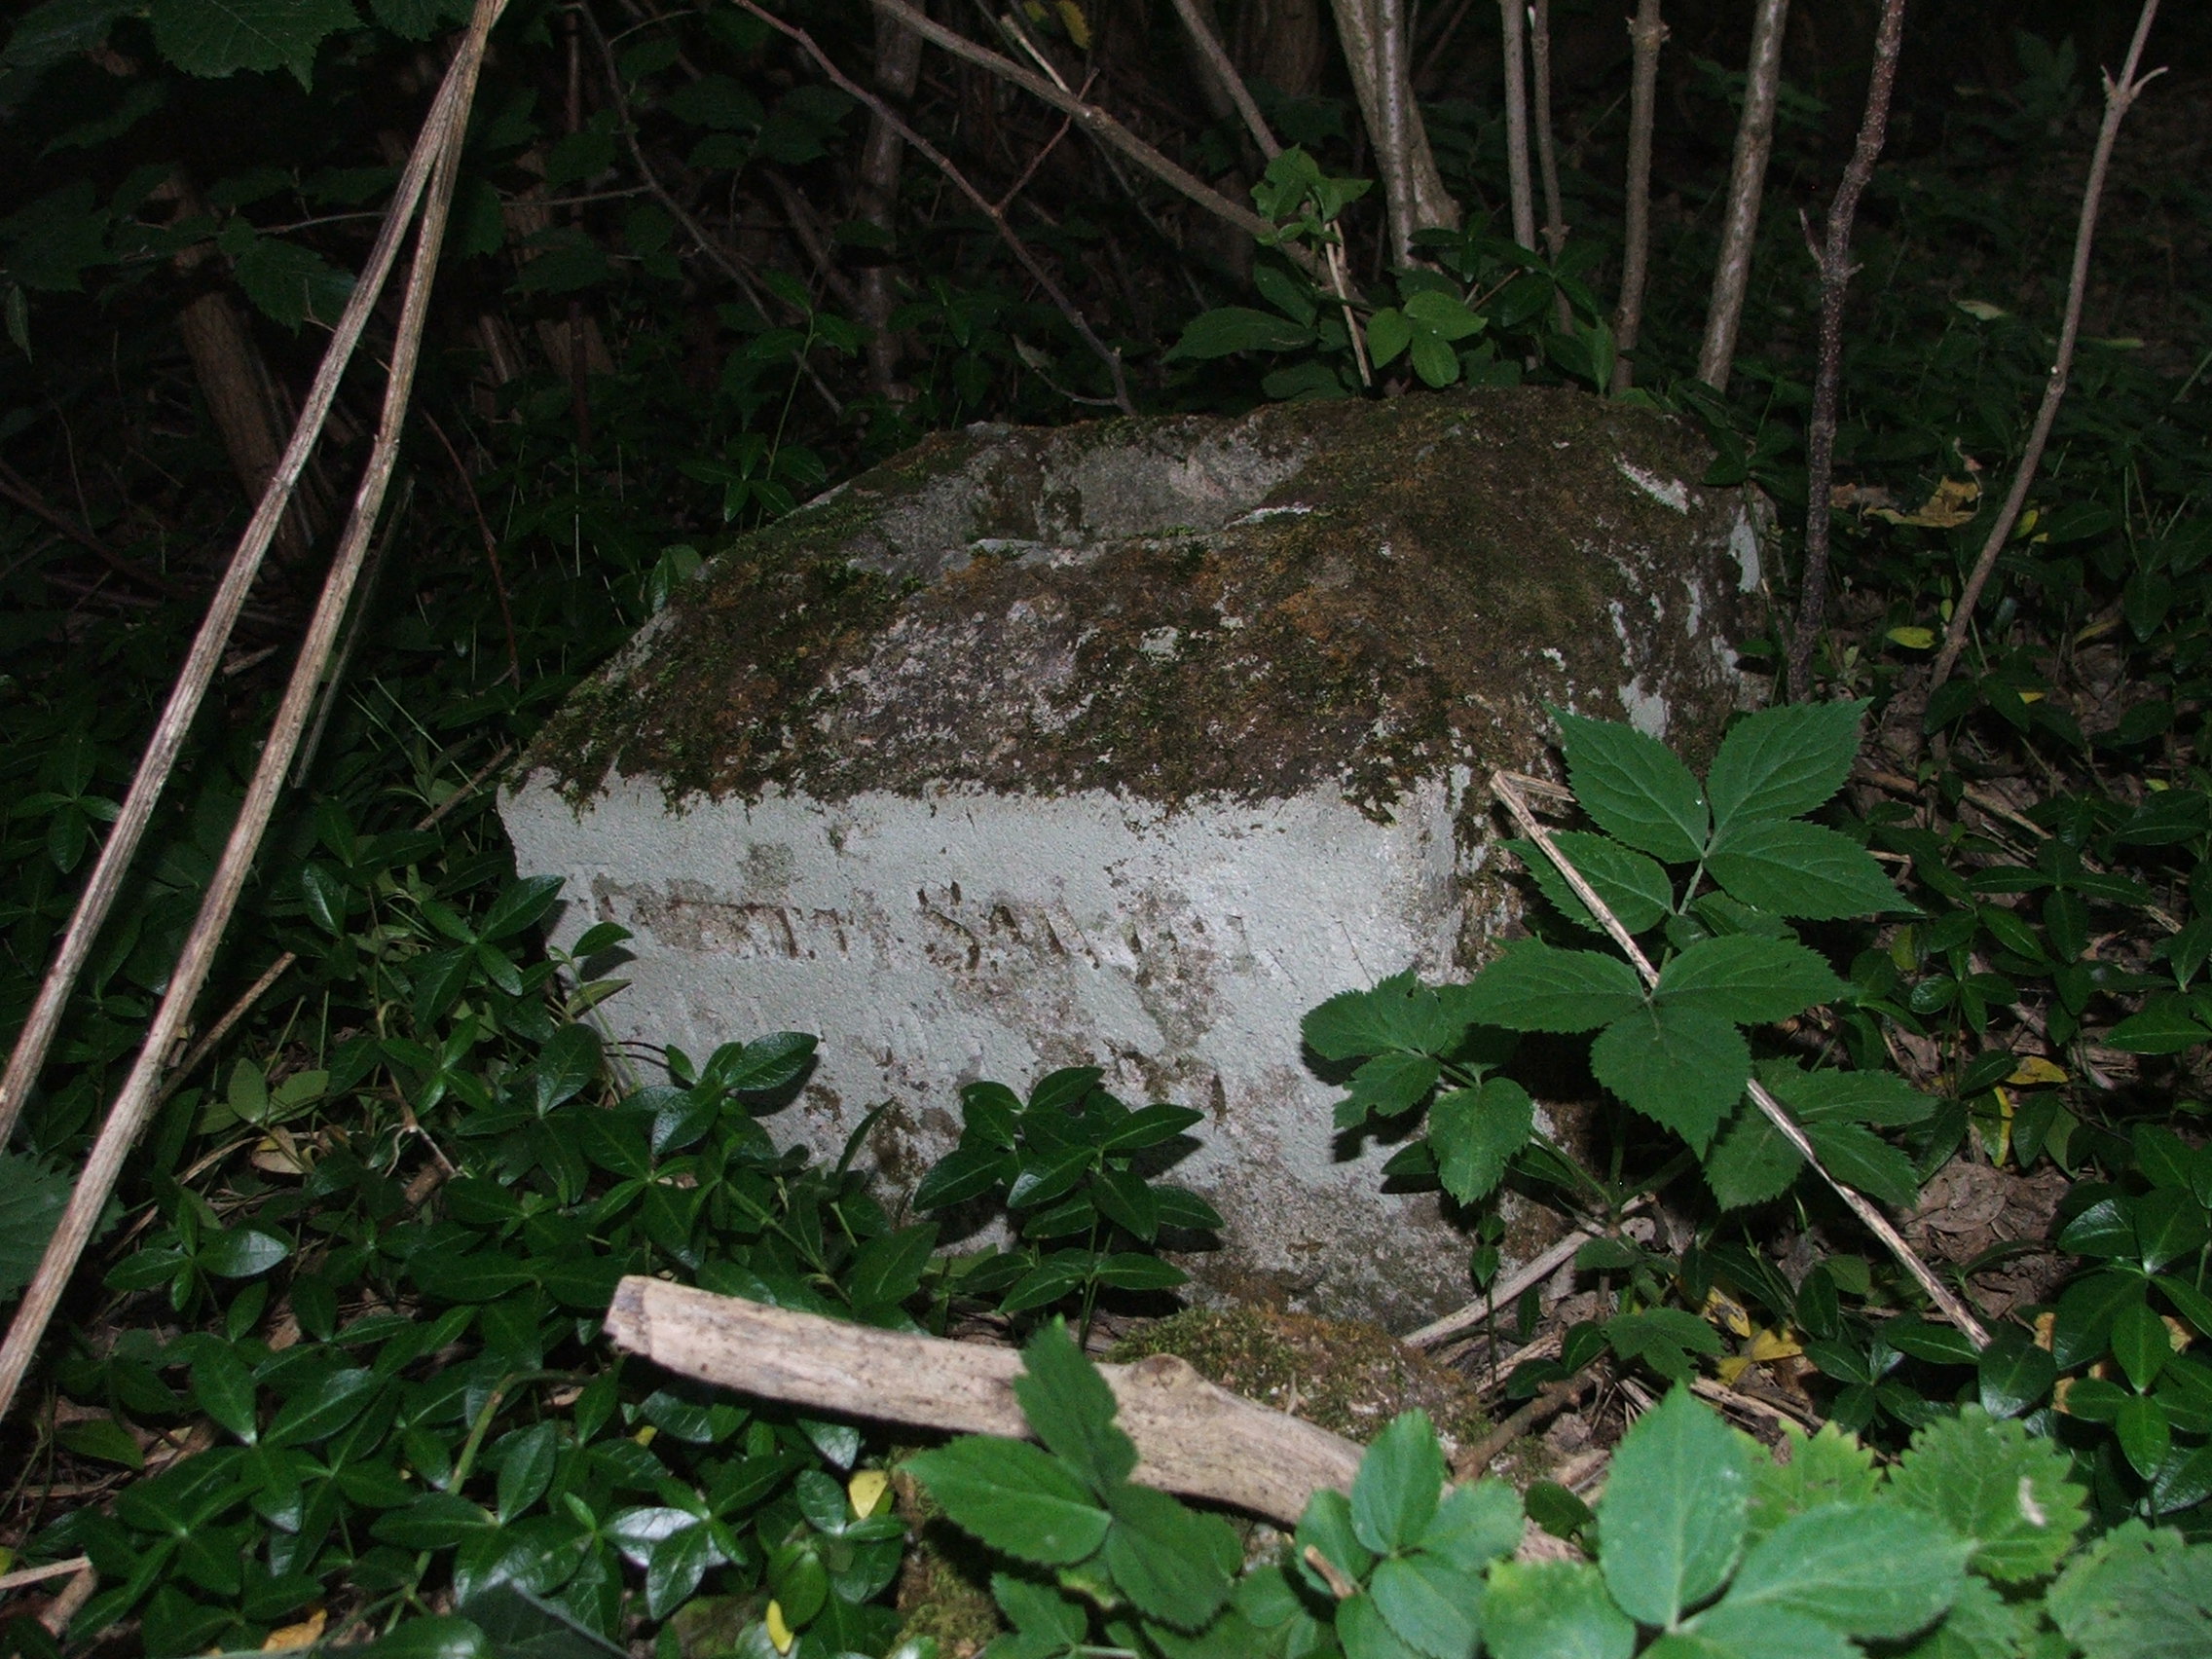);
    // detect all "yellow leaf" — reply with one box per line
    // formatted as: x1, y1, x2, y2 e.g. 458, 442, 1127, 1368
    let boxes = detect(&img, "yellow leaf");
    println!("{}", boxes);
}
1056, 0, 1091, 49
1749, 1327, 1802, 1363
1715, 1354, 1751, 1385
1703, 1287, 1752, 1339
2035, 1310, 2056, 1351
2017, 689, 2043, 704
766, 1601, 795, 1656
634, 1425, 657, 1447
0, 1546, 13, 1575
264, 1609, 327, 1652
1886, 625, 1936, 650
2163, 1315, 2193, 1351
2008, 1056, 2067, 1087
1956, 299, 2008, 320
849, 1468, 891, 1517
2053, 1375, 2075, 1413
1872, 475, 1981, 530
